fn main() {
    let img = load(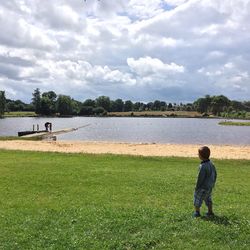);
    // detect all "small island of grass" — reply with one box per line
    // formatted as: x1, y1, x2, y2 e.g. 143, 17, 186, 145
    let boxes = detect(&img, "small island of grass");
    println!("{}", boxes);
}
219, 121, 250, 126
